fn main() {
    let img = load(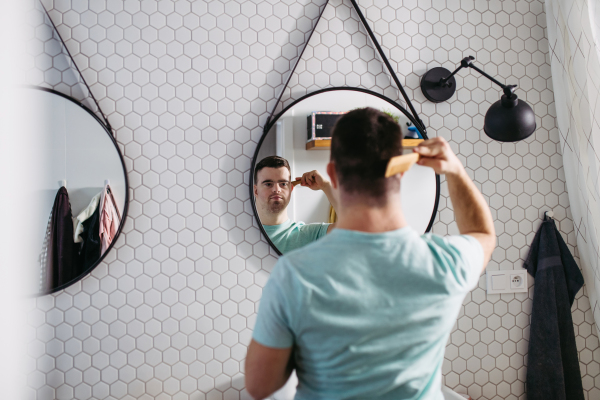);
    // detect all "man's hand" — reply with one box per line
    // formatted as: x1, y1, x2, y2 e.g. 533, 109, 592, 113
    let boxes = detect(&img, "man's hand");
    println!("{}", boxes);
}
296, 170, 338, 229
413, 137, 464, 177
296, 170, 330, 191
